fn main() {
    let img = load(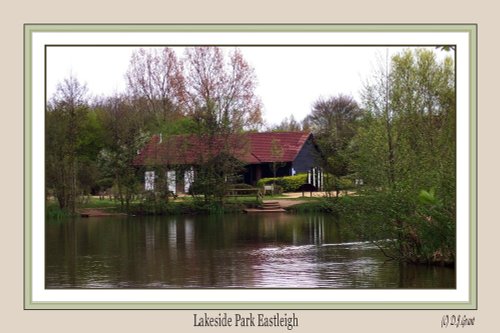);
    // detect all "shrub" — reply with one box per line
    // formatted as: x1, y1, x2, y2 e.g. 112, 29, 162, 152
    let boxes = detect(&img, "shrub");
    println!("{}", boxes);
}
46, 203, 71, 218
256, 173, 308, 192
228, 183, 254, 189
338, 176, 354, 191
